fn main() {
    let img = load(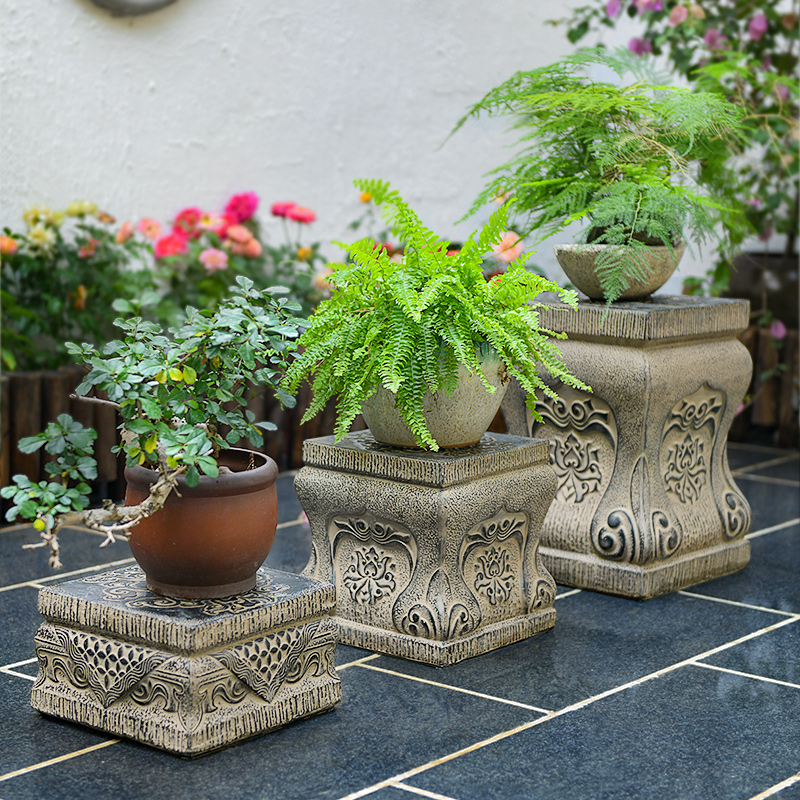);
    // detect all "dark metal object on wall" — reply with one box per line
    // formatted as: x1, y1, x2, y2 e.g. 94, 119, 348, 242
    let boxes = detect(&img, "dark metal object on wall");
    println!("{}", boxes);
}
88, 0, 178, 16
